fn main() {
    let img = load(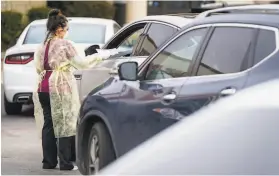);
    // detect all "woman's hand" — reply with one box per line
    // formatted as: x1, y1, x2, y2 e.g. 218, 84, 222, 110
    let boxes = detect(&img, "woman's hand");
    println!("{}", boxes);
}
96, 48, 119, 60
